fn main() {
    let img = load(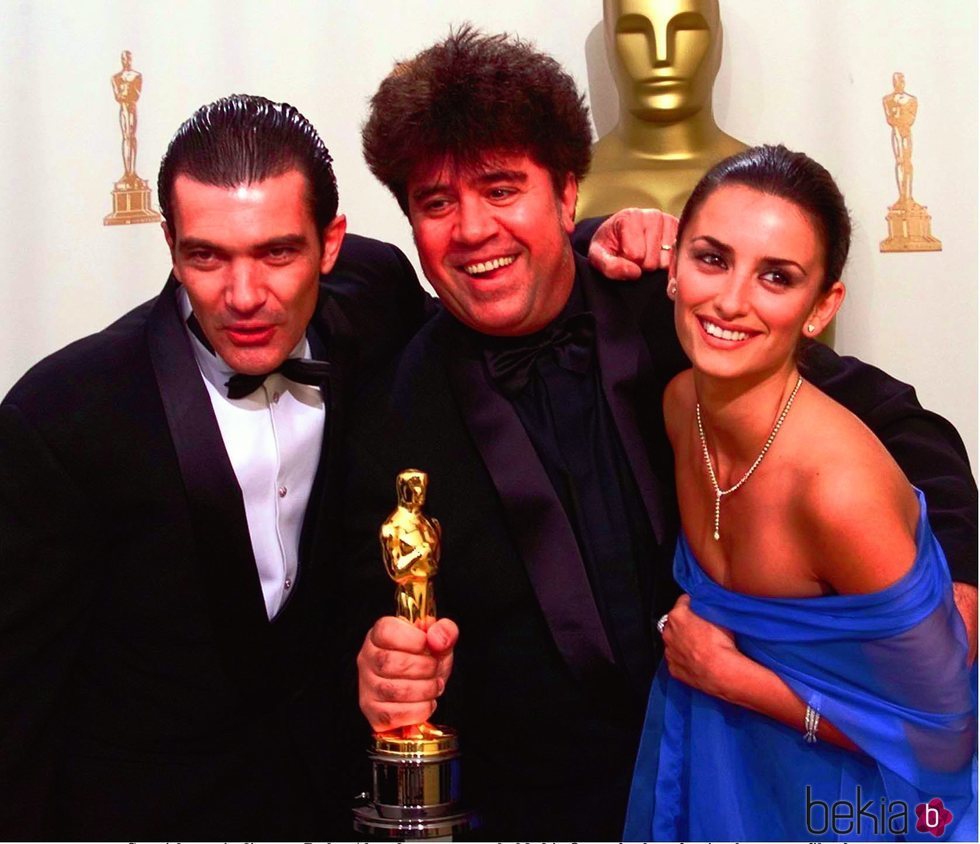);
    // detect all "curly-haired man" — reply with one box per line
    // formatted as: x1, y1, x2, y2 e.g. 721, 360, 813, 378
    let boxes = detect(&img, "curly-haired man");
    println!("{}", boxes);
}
346, 27, 976, 840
